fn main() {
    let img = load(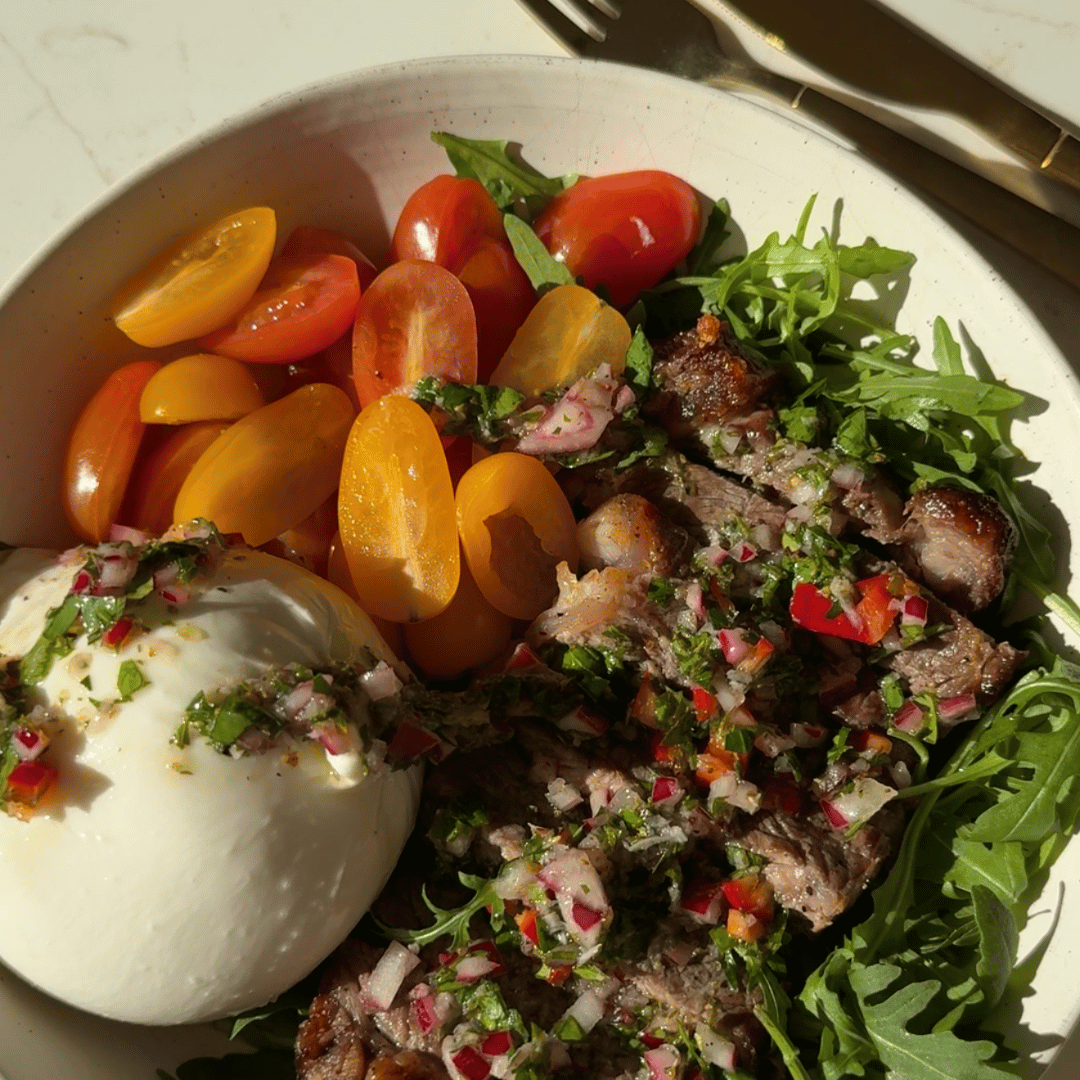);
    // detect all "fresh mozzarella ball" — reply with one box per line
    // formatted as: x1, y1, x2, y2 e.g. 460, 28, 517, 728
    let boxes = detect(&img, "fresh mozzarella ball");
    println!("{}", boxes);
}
0, 546, 422, 1026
